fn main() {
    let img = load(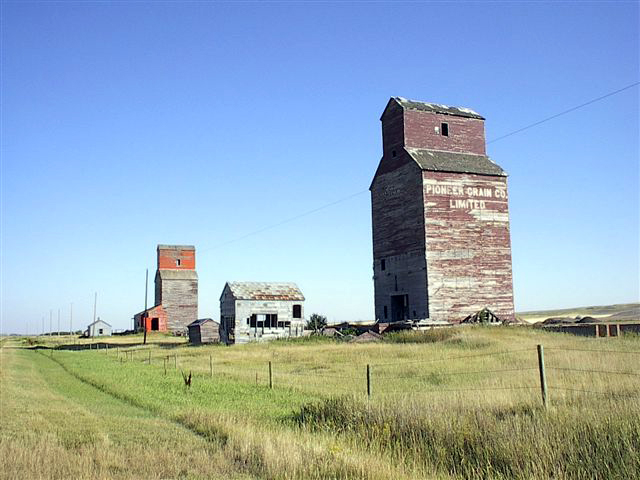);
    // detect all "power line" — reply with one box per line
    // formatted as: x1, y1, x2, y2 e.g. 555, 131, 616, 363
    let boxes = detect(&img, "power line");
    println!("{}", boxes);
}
200, 82, 638, 253
200, 189, 368, 253
486, 82, 639, 144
